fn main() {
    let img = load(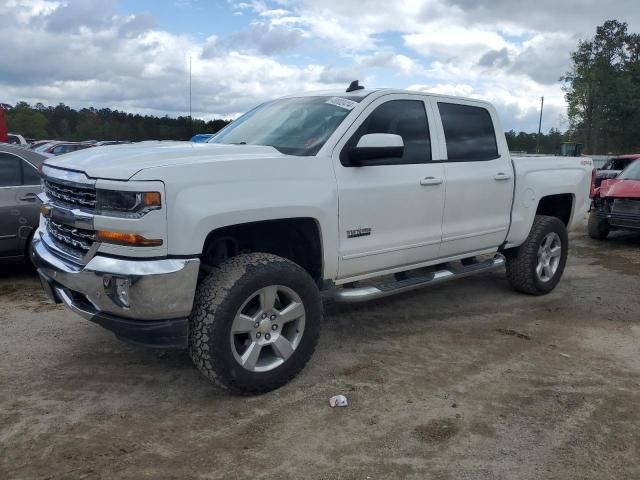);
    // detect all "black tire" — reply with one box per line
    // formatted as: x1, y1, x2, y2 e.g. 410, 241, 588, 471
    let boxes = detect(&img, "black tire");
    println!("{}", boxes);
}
189, 253, 322, 395
24, 230, 35, 268
587, 211, 609, 240
505, 215, 569, 295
